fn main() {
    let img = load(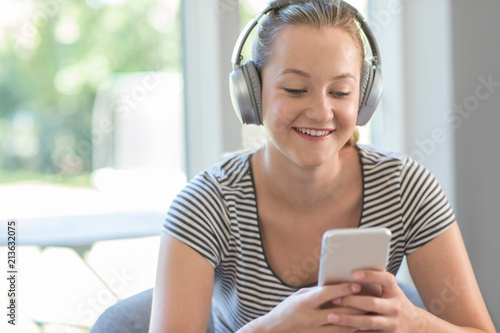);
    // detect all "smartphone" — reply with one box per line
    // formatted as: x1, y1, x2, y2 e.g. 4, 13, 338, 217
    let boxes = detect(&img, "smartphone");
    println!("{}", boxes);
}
318, 227, 391, 286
